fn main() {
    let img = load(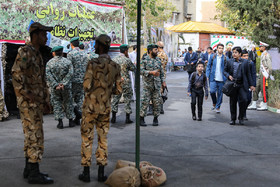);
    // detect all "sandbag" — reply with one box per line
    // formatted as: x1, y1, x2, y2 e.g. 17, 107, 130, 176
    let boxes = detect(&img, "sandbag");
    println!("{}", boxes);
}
115, 160, 153, 170
105, 166, 141, 187
140, 166, 167, 187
